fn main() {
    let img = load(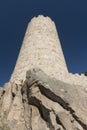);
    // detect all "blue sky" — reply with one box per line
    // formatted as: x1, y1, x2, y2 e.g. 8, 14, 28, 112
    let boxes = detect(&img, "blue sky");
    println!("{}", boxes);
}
0, 0, 87, 86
